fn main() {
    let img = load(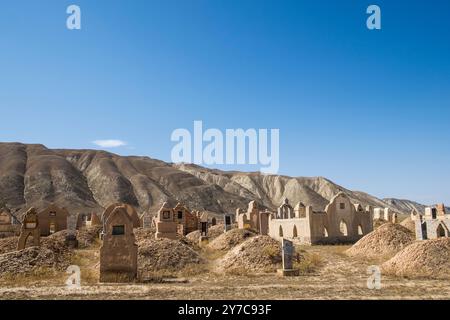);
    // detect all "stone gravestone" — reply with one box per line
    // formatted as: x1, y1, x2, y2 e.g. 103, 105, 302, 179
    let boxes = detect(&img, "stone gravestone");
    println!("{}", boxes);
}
141, 211, 153, 229
100, 206, 138, 283
199, 212, 209, 246
224, 214, 232, 232
277, 238, 299, 276
155, 202, 177, 240
17, 208, 40, 250
259, 211, 271, 235
391, 212, 398, 224
65, 214, 79, 249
